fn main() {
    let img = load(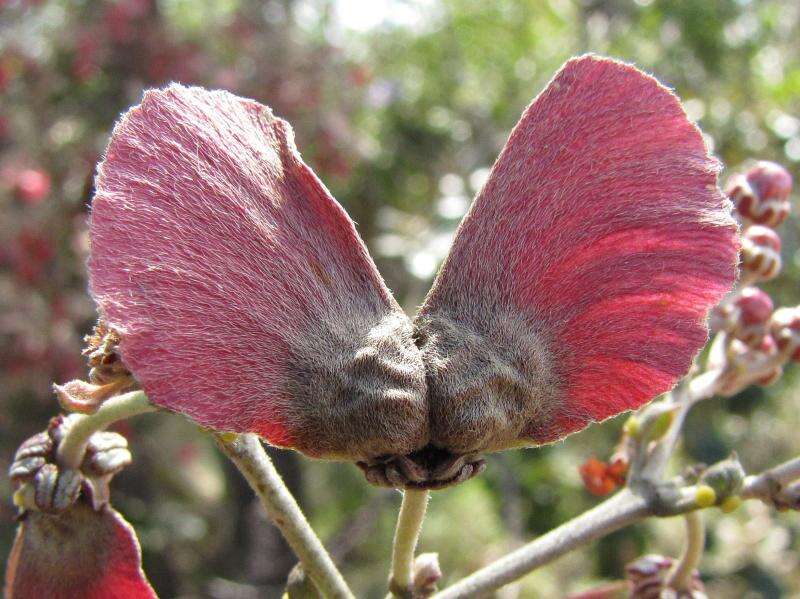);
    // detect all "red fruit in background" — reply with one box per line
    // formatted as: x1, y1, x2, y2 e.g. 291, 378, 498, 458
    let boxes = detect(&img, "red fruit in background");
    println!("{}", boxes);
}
103, 0, 151, 44
8, 228, 54, 284
72, 31, 103, 82
13, 168, 51, 204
